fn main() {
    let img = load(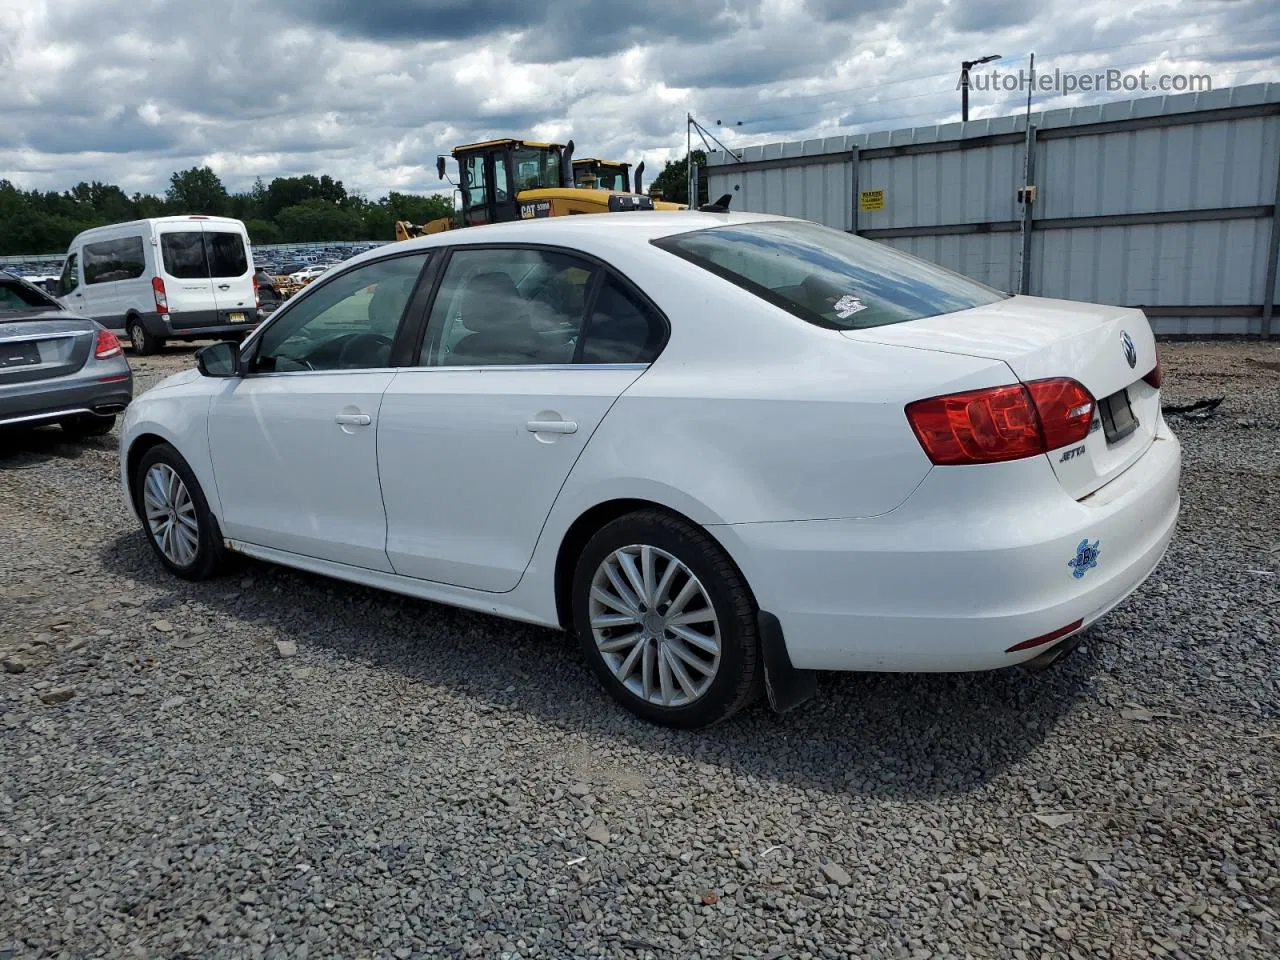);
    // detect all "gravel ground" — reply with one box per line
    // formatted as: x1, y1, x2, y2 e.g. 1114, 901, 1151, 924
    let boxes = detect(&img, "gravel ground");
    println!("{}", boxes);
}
2, 340, 1278, 960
